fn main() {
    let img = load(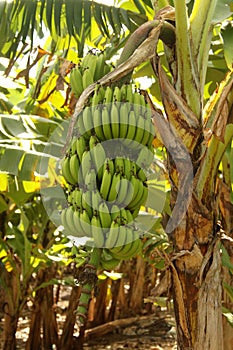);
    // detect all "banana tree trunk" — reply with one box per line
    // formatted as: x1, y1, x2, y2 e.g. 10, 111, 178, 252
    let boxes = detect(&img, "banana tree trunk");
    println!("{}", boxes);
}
169, 198, 223, 350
